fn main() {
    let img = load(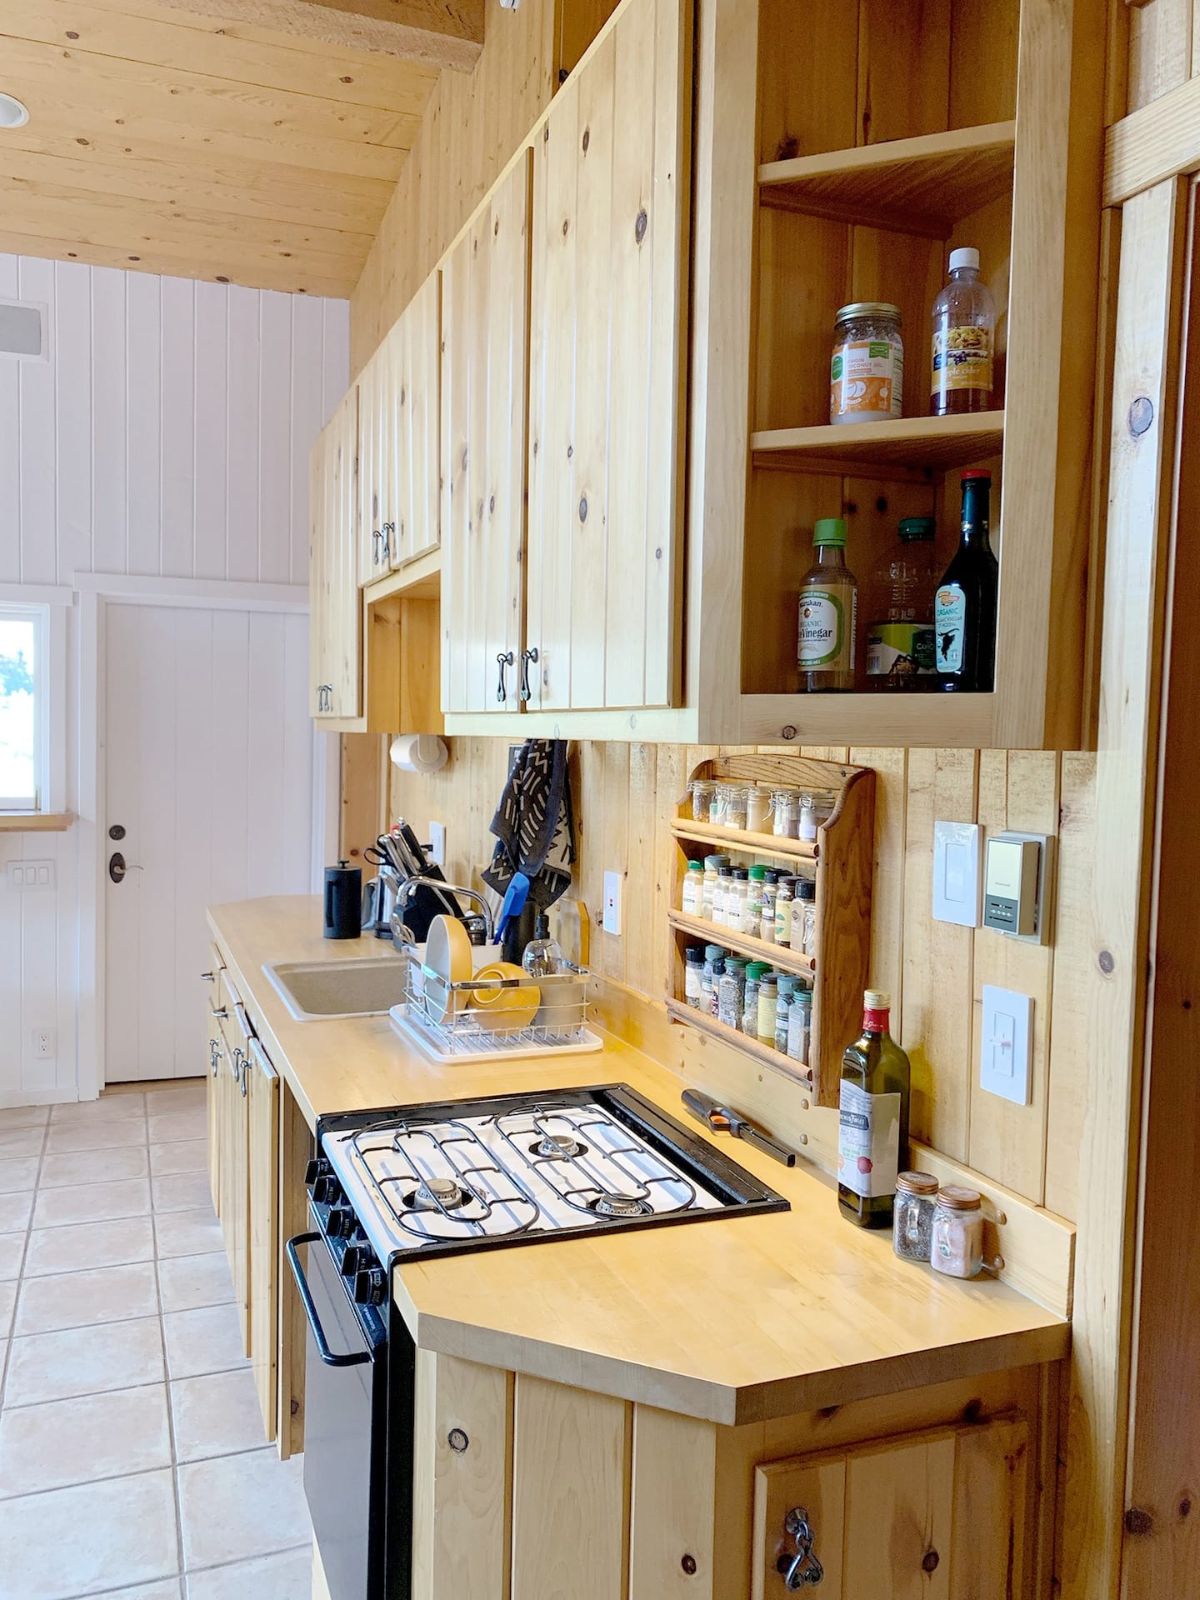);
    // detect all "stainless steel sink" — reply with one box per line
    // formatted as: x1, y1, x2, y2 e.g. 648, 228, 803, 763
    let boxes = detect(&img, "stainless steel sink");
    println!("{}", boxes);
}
262, 955, 409, 1021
